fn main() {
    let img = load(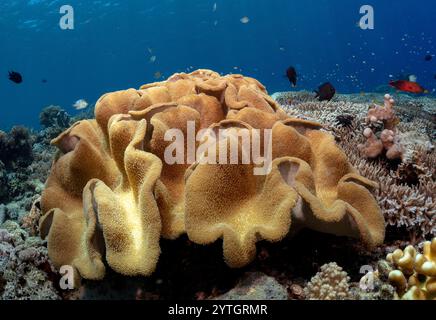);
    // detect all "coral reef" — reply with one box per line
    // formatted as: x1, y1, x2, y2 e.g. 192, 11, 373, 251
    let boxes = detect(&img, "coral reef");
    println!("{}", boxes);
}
39, 70, 384, 282
0, 106, 71, 224
387, 238, 436, 300
344, 137, 435, 242
304, 263, 352, 300
0, 126, 40, 222
39, 105, 72, 142
0, 162, 7, 207
40, 105, 71, 130
275, 91, 435, 141
0, 126, 33, 169
274, 91, 435, 243
21, 198, 43, 236
357, 94, 433, 162
0, 82, 432, 300
0, 220, 60, 300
